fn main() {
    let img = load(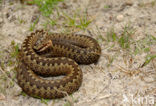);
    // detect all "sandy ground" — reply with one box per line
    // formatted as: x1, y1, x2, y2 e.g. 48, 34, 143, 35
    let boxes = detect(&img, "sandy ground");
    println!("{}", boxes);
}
0, 0, 156, 106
